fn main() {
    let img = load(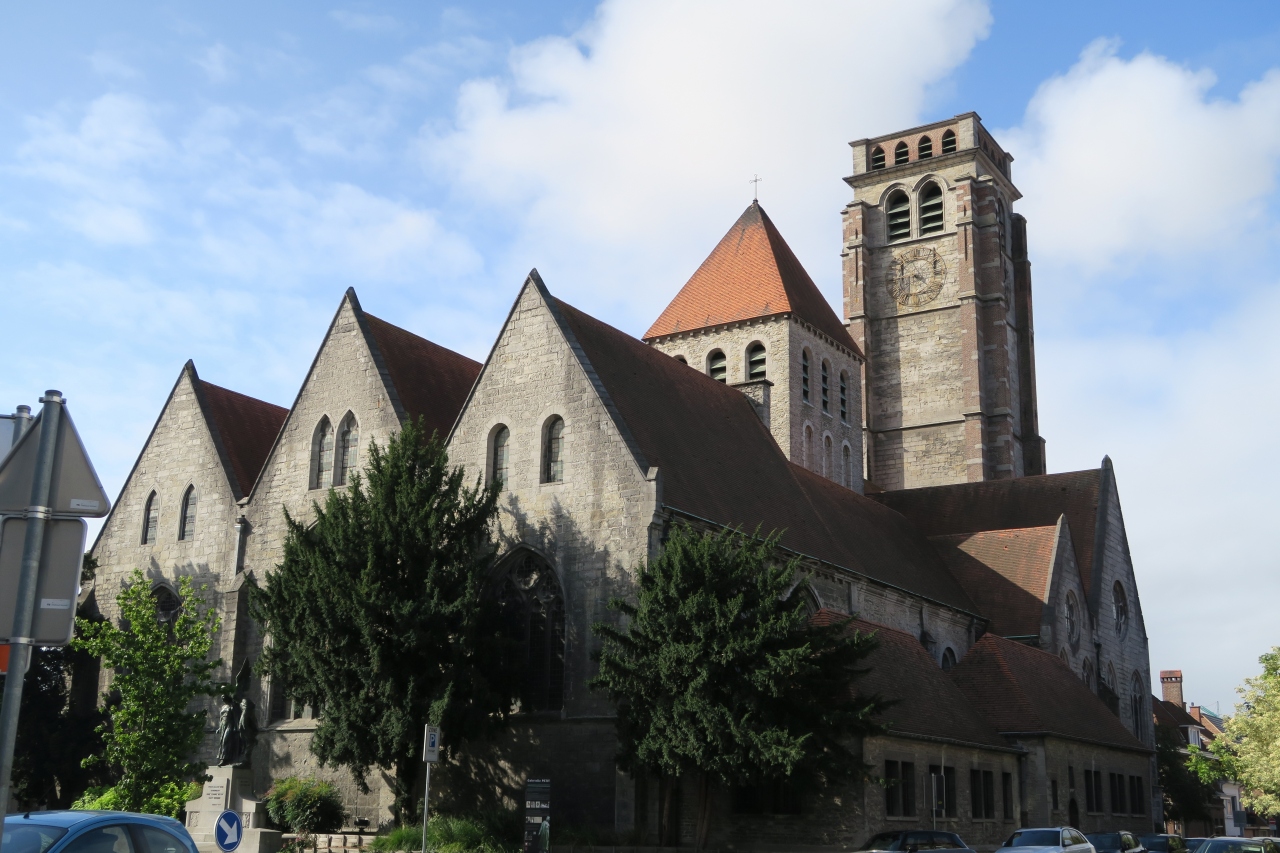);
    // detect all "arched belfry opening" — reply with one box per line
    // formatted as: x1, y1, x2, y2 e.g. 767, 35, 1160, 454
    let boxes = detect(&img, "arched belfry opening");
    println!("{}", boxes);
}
495, 549, 566, 713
